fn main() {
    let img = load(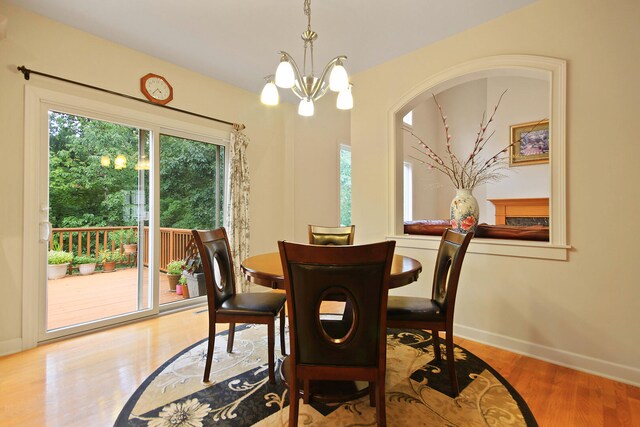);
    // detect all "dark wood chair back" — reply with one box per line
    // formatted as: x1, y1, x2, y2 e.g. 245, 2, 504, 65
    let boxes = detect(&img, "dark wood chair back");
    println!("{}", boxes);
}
386, 228, 473, 397
432, 228, 473, 322
192, 227, 287, 385
308, 224, 355, 245
279, 240, 395, 426
192, 228, 235, 313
